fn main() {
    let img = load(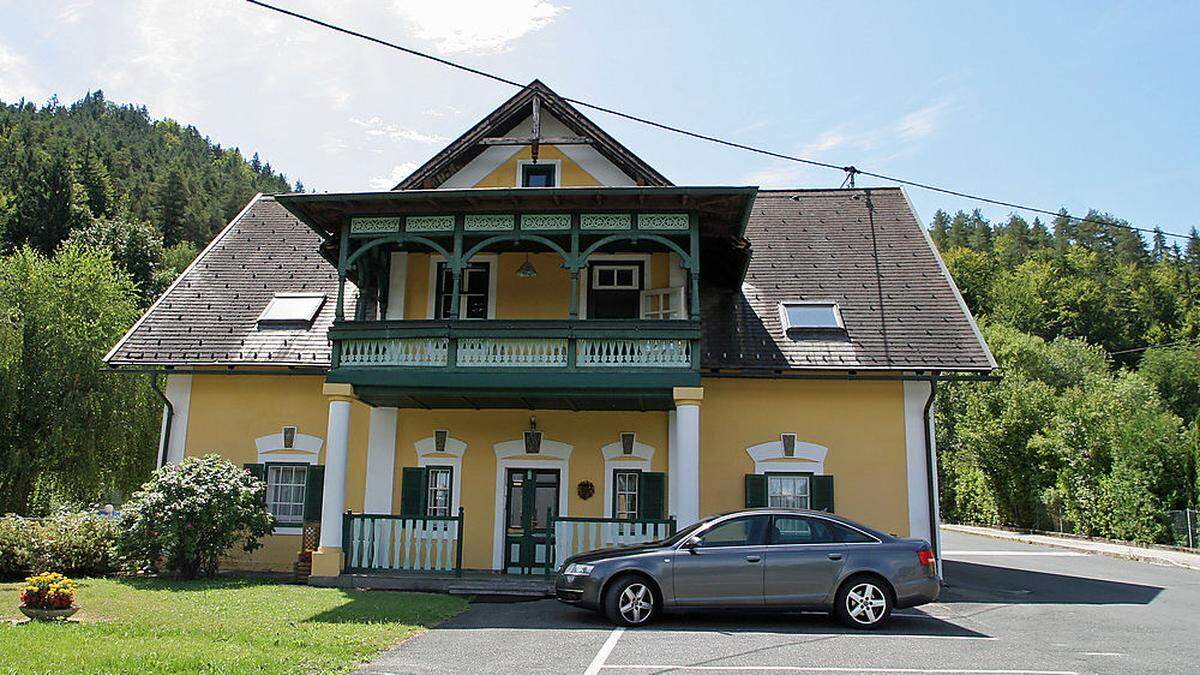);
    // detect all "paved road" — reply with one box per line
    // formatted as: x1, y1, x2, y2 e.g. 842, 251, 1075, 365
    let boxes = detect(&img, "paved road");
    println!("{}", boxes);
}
359, 529, 1200, 674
